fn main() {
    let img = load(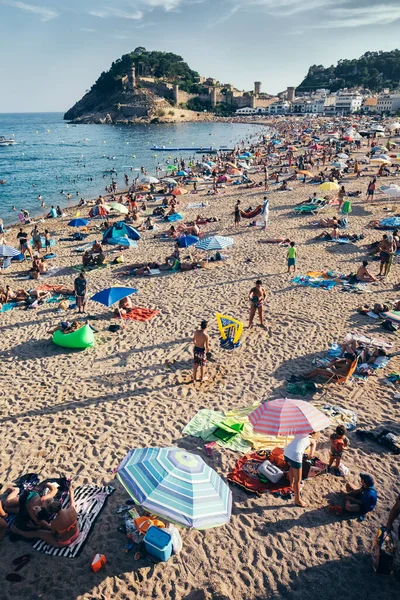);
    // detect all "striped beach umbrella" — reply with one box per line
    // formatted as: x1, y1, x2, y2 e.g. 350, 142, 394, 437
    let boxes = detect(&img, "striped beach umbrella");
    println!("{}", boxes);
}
116, 447, 232, 529
249, 398, 331, 436
196, 236, 234, 252
0, 244, 20, 257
